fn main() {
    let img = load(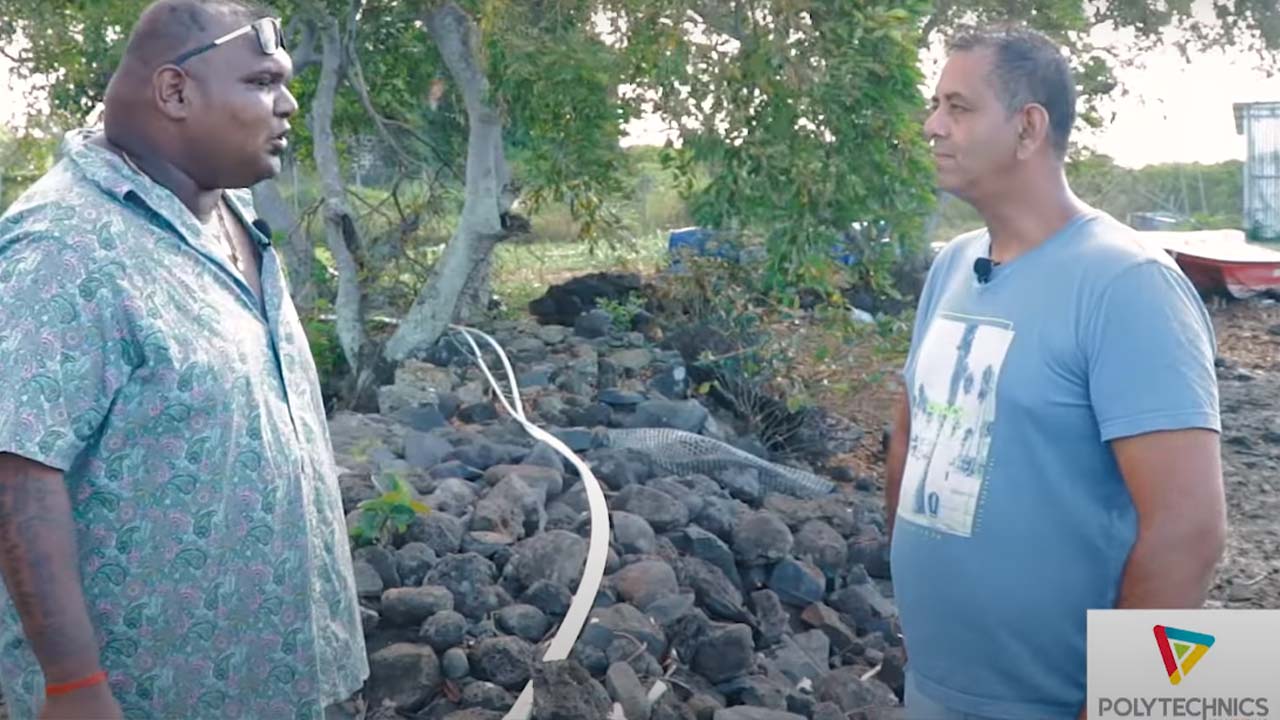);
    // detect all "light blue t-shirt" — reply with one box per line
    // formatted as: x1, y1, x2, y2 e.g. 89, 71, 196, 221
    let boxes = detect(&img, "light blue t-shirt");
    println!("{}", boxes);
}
890, 209, 1220, 718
